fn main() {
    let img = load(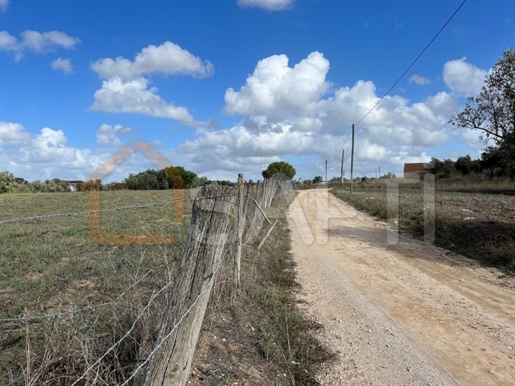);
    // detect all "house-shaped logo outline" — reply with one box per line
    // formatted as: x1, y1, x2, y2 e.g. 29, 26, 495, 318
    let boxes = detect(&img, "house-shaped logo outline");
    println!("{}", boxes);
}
87, 140, 184, 245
